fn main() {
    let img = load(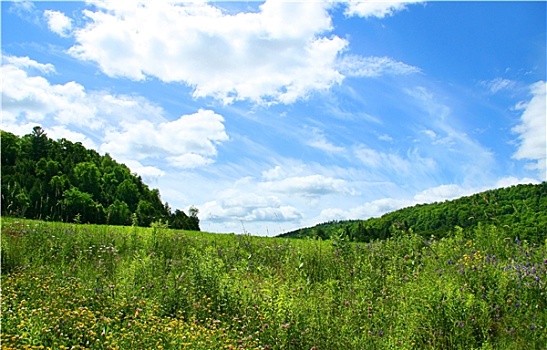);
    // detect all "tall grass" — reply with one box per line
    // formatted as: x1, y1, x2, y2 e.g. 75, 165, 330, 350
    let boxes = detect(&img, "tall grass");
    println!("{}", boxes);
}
1, 217, 545, 349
